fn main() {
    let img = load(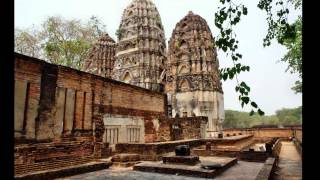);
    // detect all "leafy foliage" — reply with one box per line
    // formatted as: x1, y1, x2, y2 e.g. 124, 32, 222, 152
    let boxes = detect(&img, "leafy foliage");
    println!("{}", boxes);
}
280, 16, 302, 93
14, 28, 43, 59
215, 0, 302, 116
215, 0, 264, 116
257, 0, 302, 93
223, 106, 302, 128
15, 16, 106, 70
